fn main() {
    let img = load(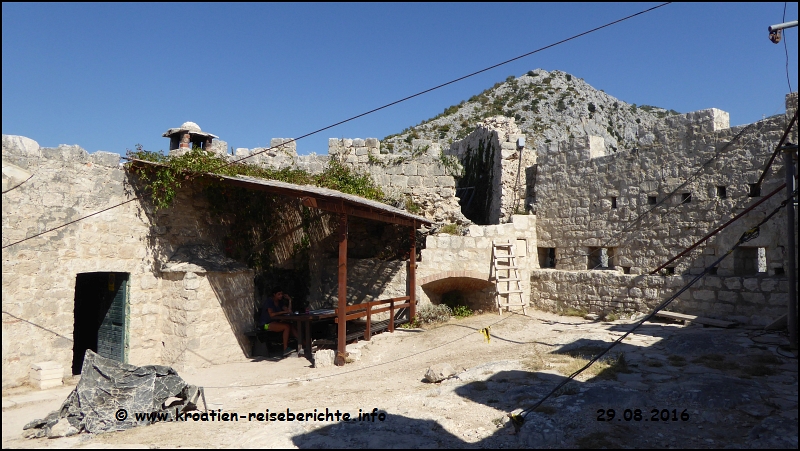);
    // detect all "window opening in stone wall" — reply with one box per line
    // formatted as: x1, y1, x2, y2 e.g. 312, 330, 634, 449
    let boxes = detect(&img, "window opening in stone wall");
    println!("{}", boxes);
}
611, 197, 617, 209
716, 186, 727, 198
681, 193, 692, 204
733, 246, 767, 275
708, 267, 718, 275
748, 183, 761, 197
622, 266, 631, 274
648, 195, 657, 205
588, 247, 615, 270
775, 267, 785, 275
664, 267, 675, 275
72, 272, 129, 375
538, 247, 556, 268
